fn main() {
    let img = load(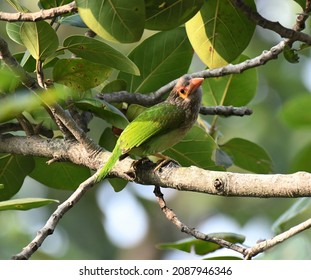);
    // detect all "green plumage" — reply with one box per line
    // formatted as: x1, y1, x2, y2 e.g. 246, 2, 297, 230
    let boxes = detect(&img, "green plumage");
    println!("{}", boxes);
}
95, 75, 204, 183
